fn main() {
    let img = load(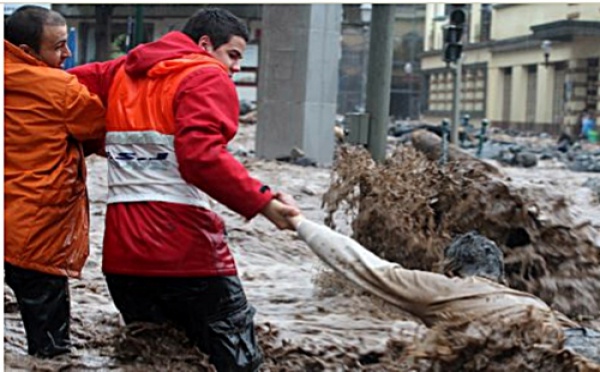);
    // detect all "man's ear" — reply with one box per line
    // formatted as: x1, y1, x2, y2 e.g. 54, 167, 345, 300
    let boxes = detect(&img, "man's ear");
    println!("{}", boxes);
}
18, 44, 35, 55
198, 35, 213, 53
